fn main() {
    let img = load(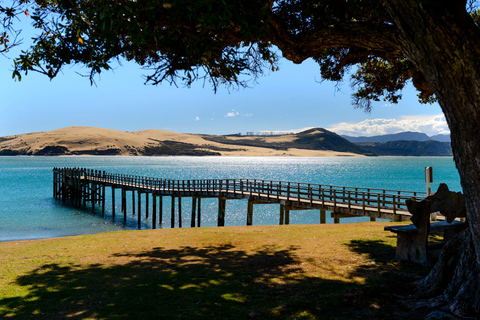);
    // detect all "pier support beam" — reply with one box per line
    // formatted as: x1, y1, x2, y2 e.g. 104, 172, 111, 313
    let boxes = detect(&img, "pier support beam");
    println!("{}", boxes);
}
320, 209, 326, 224
171, 196, 175, 228
146, 193, 149, 219
218, 196, 226, 227
159, 196, 163, 226
101, 185, 106, 215
197, 198, 201, 227
178, 197, 182, 228
121, 188, 126, 214
152, 195, 157, 229
285, 206, 290, 225
280, 204, 285, 225
82, 182, 86, 209
191, 196, 197, 228
137, 191, 142, 229
92, 183, 96, 213
112, 187, 116, 220
247, 198, 254, 226
120, 189, 126, 222
393, 214, 402, 222
334, 212, 340, 224
132, 190, 136, 216
53, 169, 58, 198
